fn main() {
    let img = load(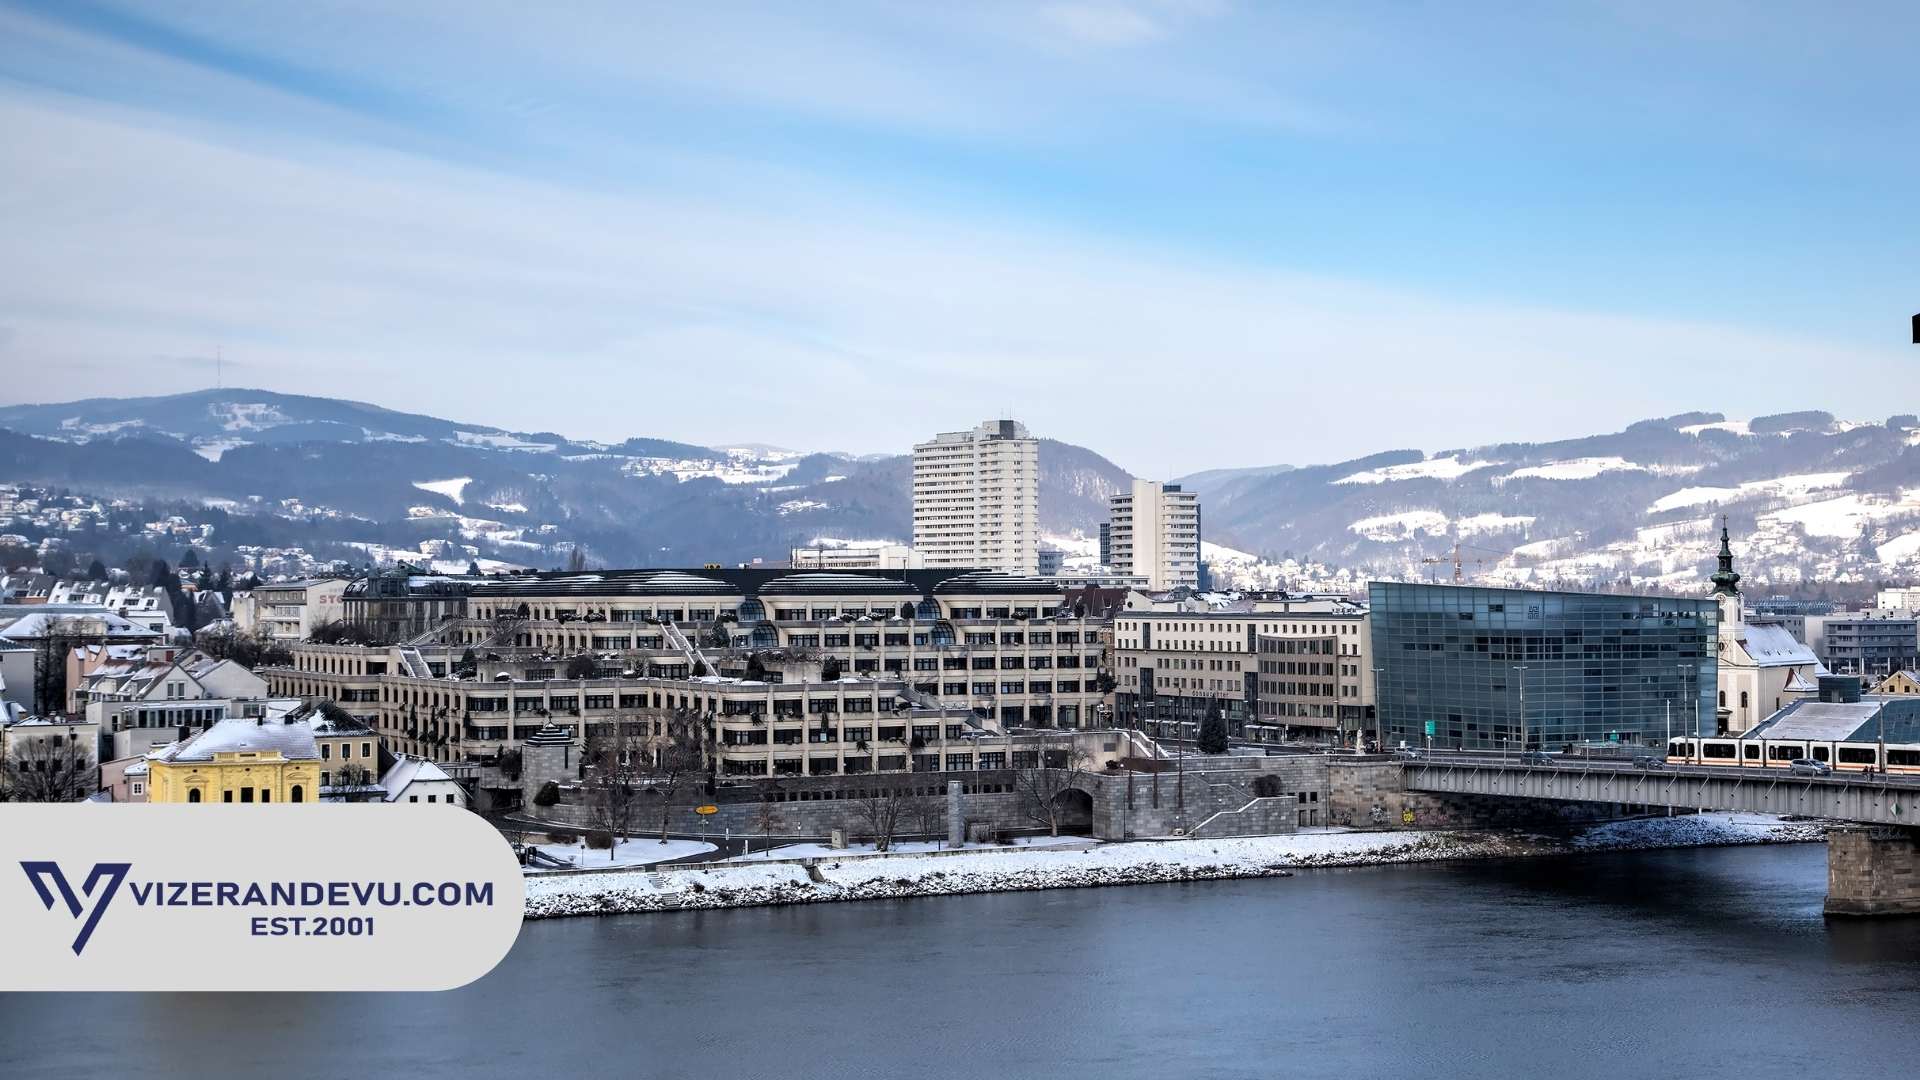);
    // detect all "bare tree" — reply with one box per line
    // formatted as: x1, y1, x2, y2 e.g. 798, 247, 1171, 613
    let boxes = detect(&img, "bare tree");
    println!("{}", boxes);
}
1, 735, 96, 803
328, 761, 375, 801
851, 787, 909, 852
1012, 736, 1093, 836
646, 739, 703, 845
29, 616, 89, 717
583, 715, 642, 859
751, 800, 783, 851
194, 624, 293, 669
908, 790, 945, 844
